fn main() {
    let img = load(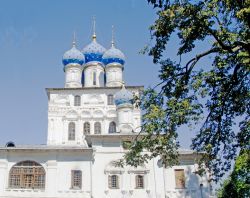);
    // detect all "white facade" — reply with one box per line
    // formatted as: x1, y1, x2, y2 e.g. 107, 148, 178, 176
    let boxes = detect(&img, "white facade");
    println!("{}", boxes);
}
64, 64, 83, 88
0, 31, 212, 198
105, 63, 123, 87
83, 62, 105, 87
